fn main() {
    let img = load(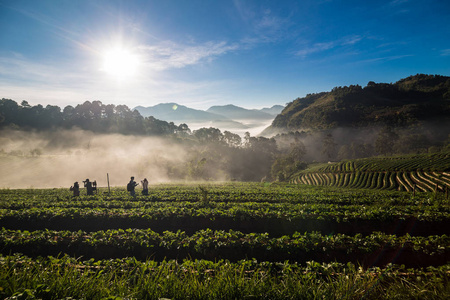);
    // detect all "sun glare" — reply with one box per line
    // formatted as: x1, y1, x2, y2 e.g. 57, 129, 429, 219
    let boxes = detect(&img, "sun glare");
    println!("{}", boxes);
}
101, 46, 139, 79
